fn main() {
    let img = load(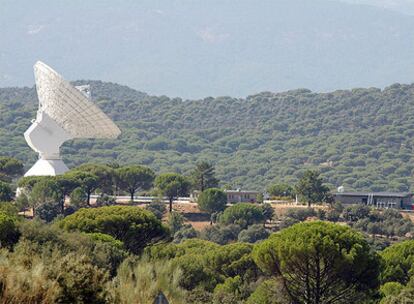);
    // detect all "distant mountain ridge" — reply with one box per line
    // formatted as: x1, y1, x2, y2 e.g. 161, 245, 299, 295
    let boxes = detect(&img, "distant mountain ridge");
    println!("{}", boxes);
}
2, 0, 414, 98
336, 0, 414, 15
2, 80, 414, 192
